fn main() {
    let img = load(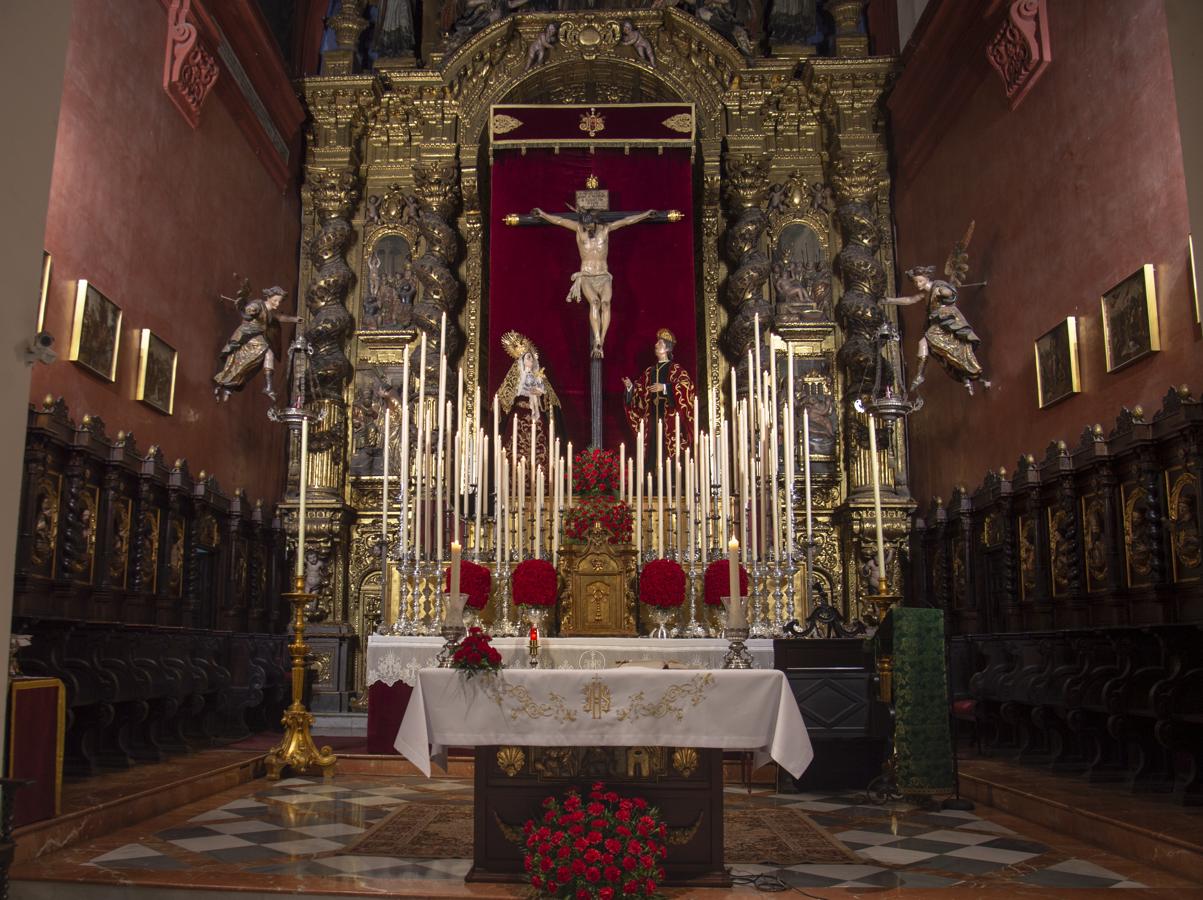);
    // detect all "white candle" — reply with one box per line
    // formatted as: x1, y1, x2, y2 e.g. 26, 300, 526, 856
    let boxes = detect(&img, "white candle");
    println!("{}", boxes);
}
417, 331, 427, 415
868, 414, 887, 594
381, 404, 391, 620
529, 407, 536, 499
567, 441, 574, 508
295, 416, 309, 579
786, 345, 795, 560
